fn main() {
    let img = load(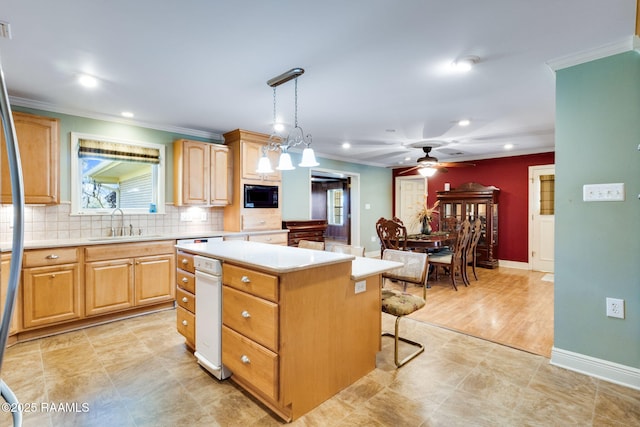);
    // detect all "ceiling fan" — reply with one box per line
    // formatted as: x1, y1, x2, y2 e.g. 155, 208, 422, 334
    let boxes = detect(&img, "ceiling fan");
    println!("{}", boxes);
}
399, 145, 475, 176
